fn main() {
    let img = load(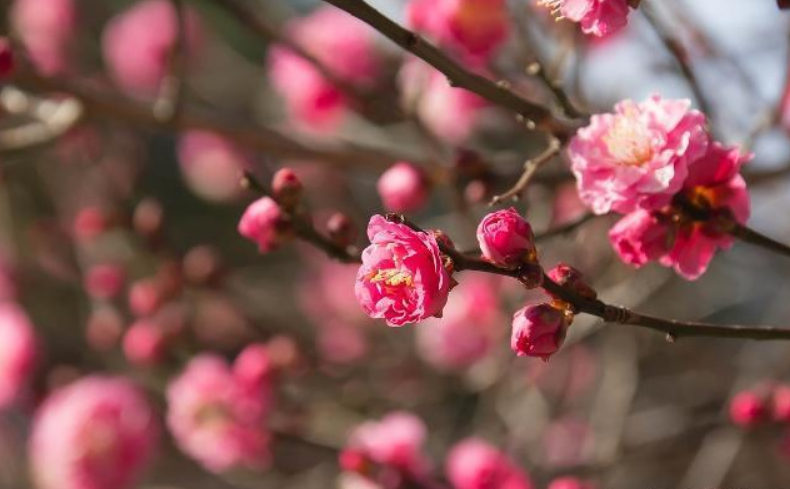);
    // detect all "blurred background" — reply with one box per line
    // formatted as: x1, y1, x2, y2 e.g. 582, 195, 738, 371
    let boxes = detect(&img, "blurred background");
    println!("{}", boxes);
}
2, 0, 790, 488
